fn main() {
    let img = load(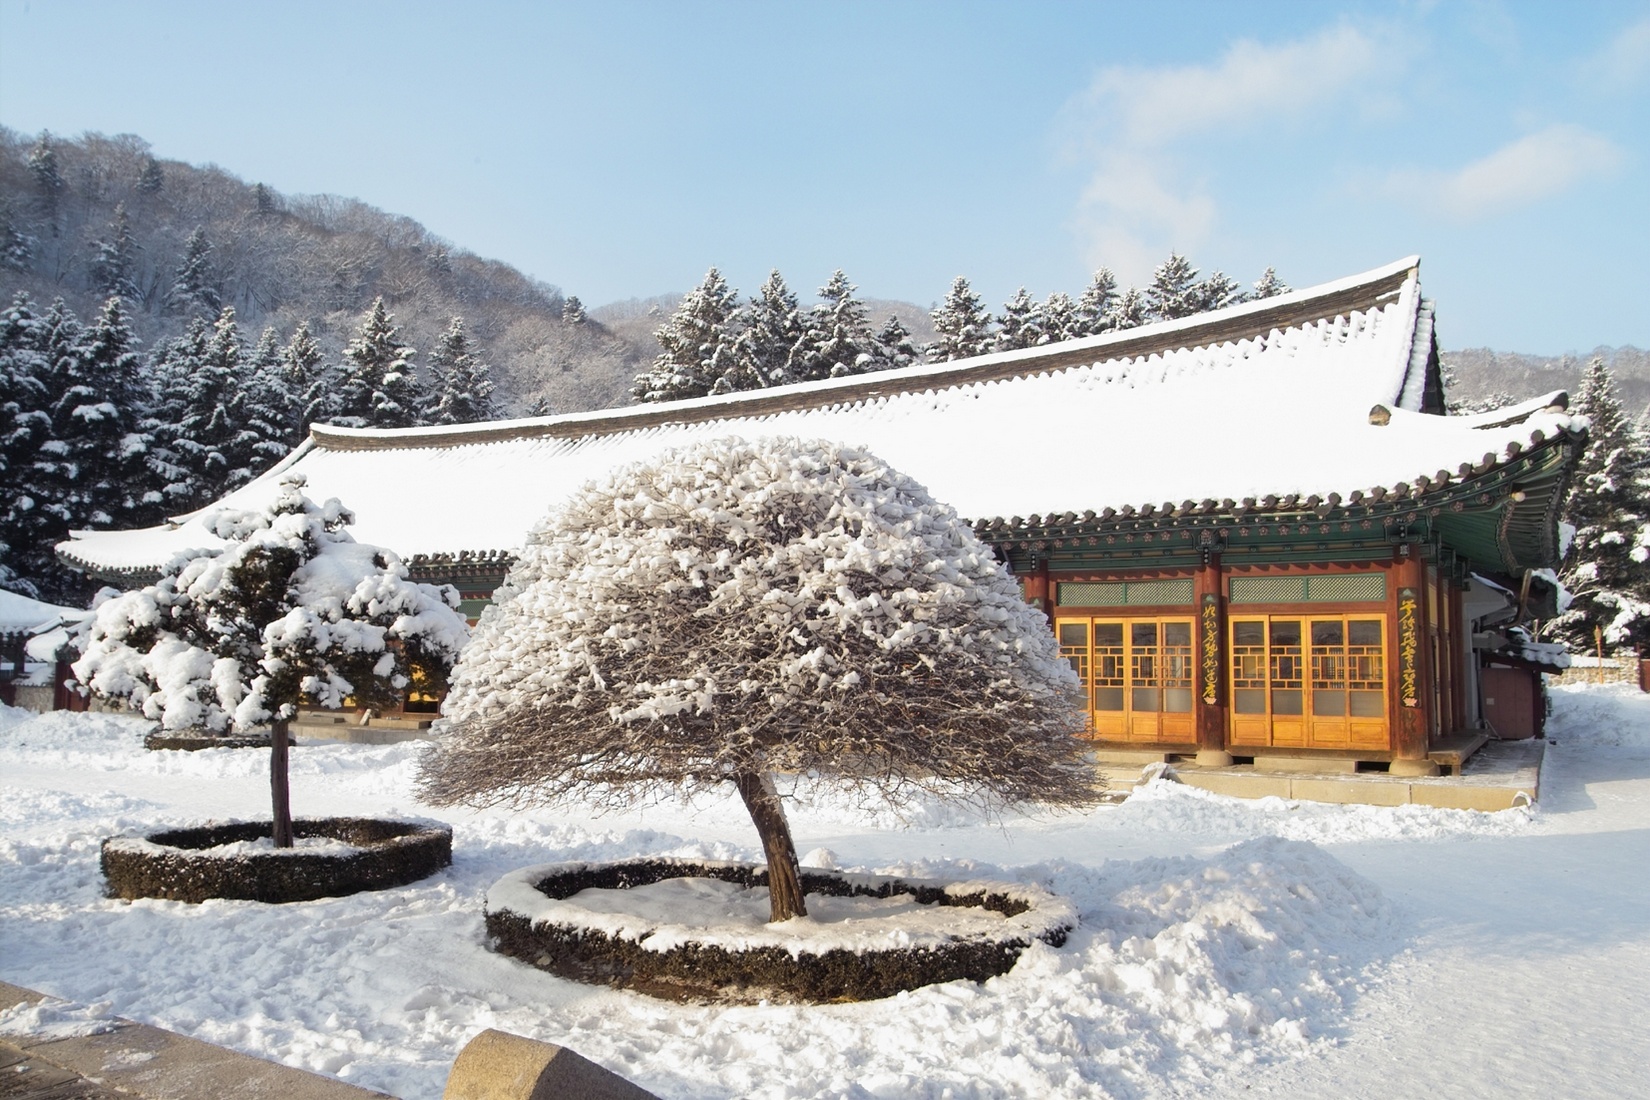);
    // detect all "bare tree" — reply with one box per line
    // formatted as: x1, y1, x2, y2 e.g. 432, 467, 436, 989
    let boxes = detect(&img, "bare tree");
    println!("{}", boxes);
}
418, 437, 1098, 922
